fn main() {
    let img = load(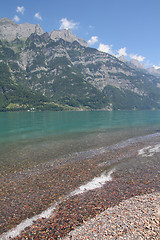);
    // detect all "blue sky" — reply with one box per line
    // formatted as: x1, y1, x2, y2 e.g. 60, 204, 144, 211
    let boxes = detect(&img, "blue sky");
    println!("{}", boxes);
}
0, 0, 160, 69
